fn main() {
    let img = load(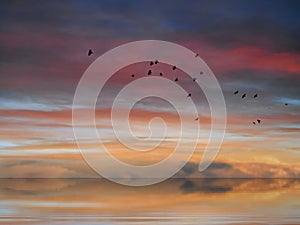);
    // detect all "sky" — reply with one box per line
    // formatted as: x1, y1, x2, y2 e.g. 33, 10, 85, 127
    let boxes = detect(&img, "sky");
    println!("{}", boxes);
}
0, 0, 300, 178
1, 179, 300, 224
